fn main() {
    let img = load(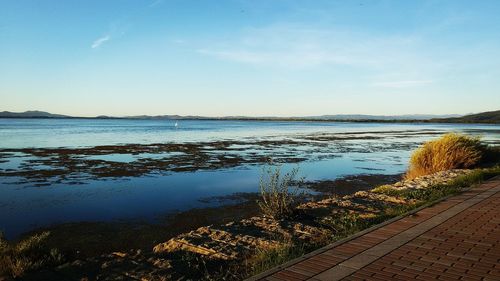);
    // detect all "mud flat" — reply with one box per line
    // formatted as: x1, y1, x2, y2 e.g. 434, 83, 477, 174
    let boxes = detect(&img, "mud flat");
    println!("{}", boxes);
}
0, 129, 442, 186
17, 173, 401, 259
